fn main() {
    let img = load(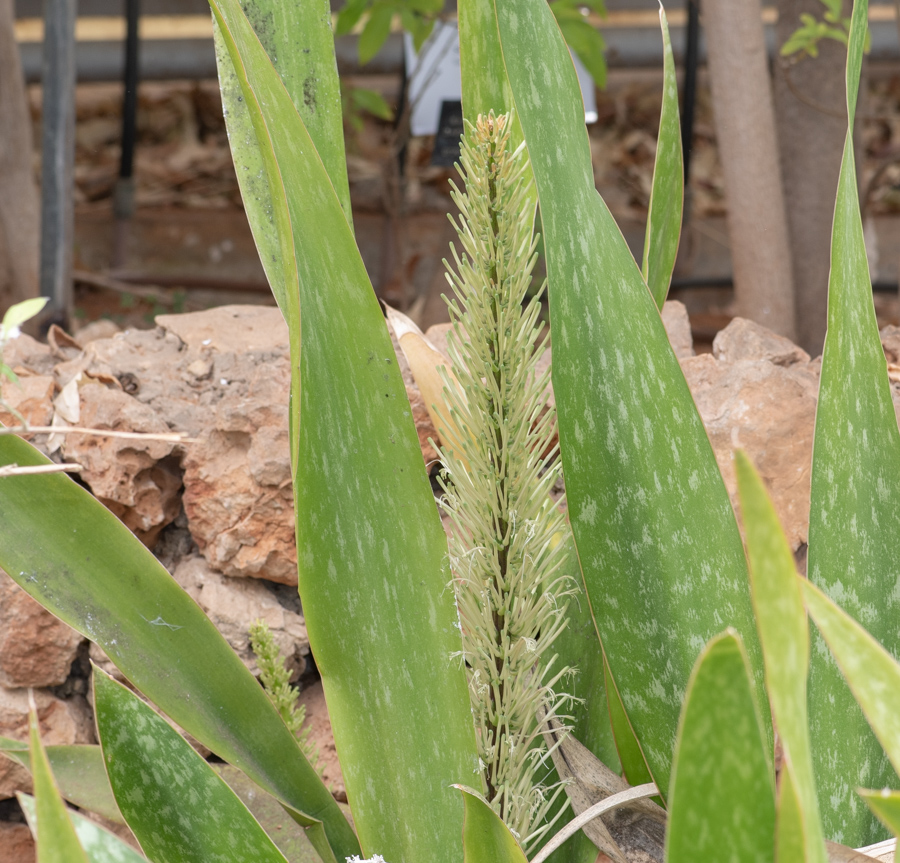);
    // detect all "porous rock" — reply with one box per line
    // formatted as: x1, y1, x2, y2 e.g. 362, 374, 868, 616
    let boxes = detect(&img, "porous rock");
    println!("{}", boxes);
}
0, 687, 93, 799
170, 555, 308, 675
713, 316, 810, 366
682, 339, 819, 553
0, 374, 54, 427
0, 823, 34, 863
660, 299, 694, 359
0, 572, 83, 688
182, 364, 296, 584
61, 383, 180, 546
